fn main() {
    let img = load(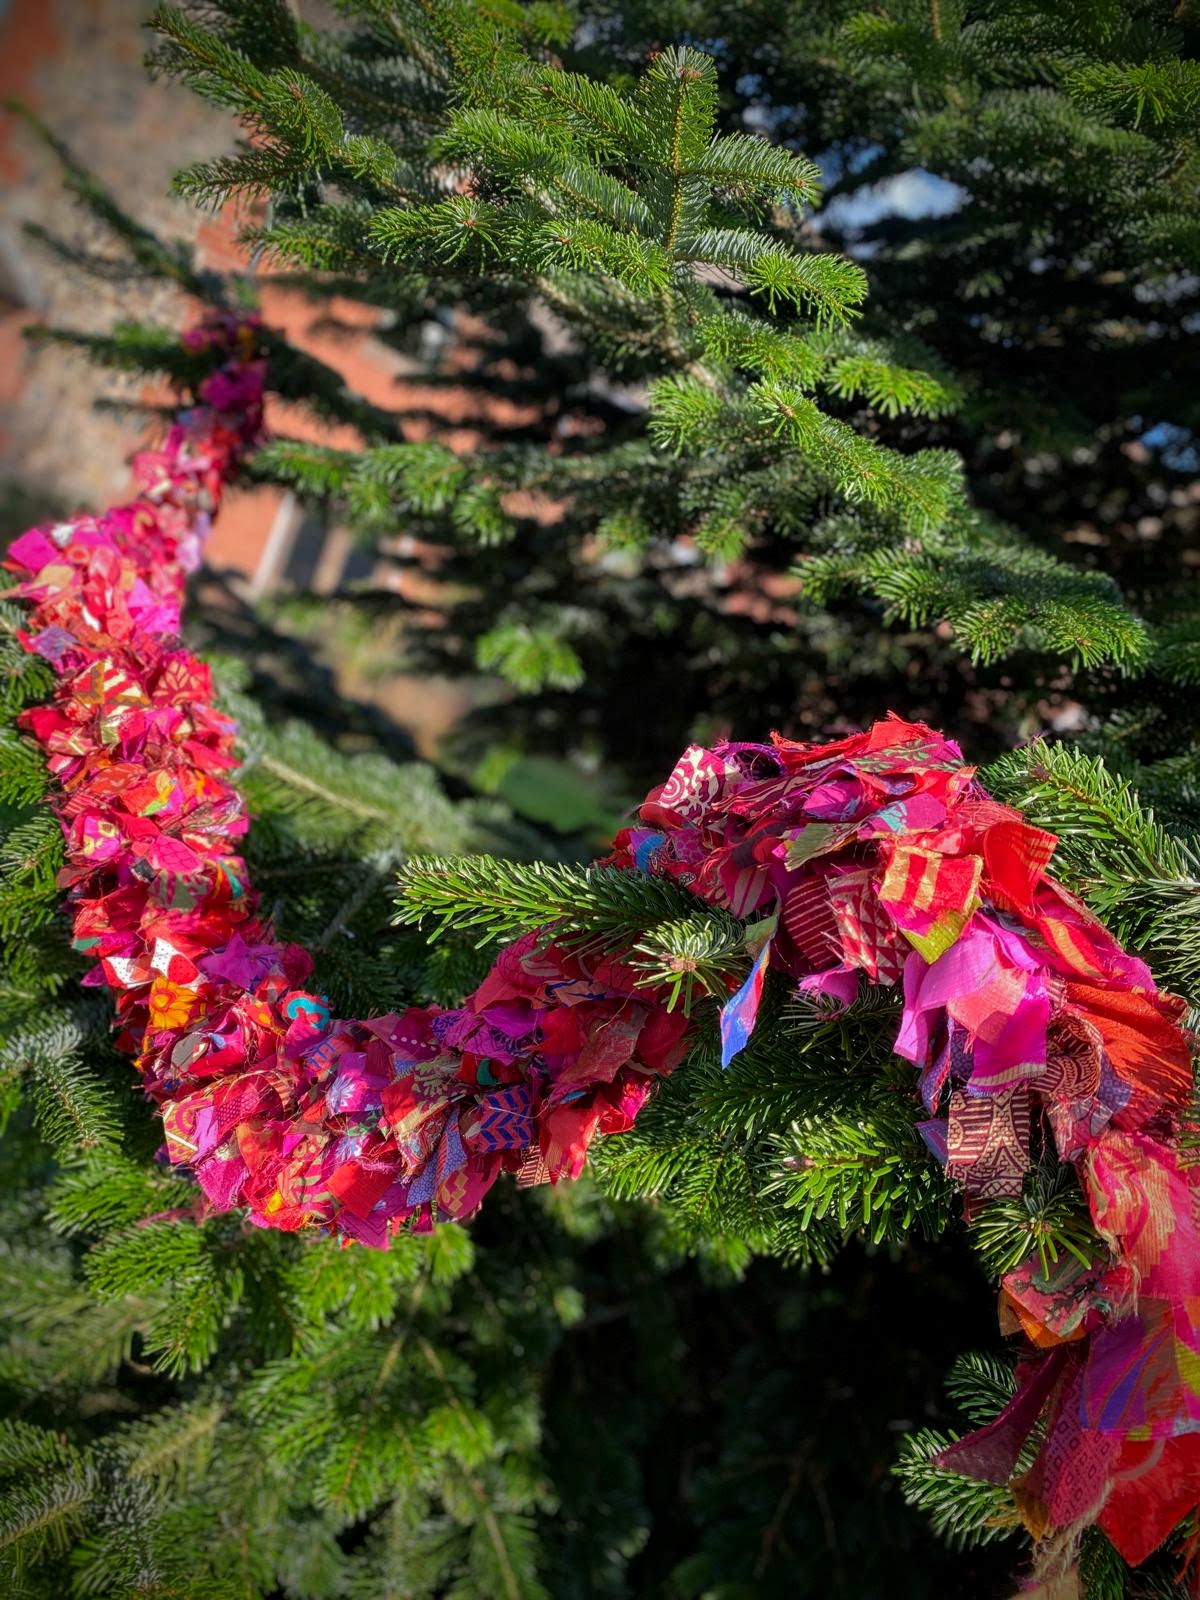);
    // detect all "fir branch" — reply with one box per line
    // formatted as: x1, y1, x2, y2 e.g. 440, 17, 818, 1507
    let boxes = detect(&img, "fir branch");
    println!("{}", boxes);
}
893, 1429, 1022, 1548
765, 1104, 954, 1246
1065, 59, 1200, 132
0, 1446, 97, 1576
0, 1018, 121, 1156
944, 1351, 1017, 1430
394, 854, 711, 948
